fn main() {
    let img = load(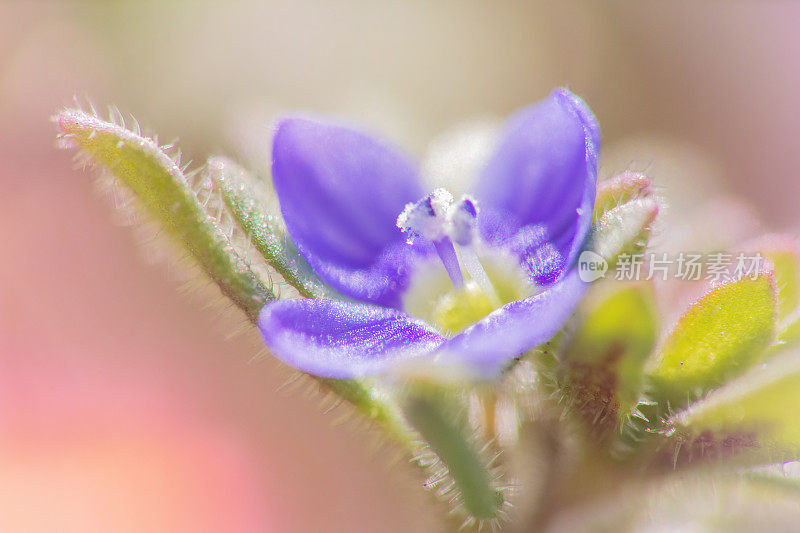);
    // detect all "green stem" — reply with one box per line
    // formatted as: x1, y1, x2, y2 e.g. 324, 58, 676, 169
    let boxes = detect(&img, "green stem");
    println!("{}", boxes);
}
403, 392, 503, 520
